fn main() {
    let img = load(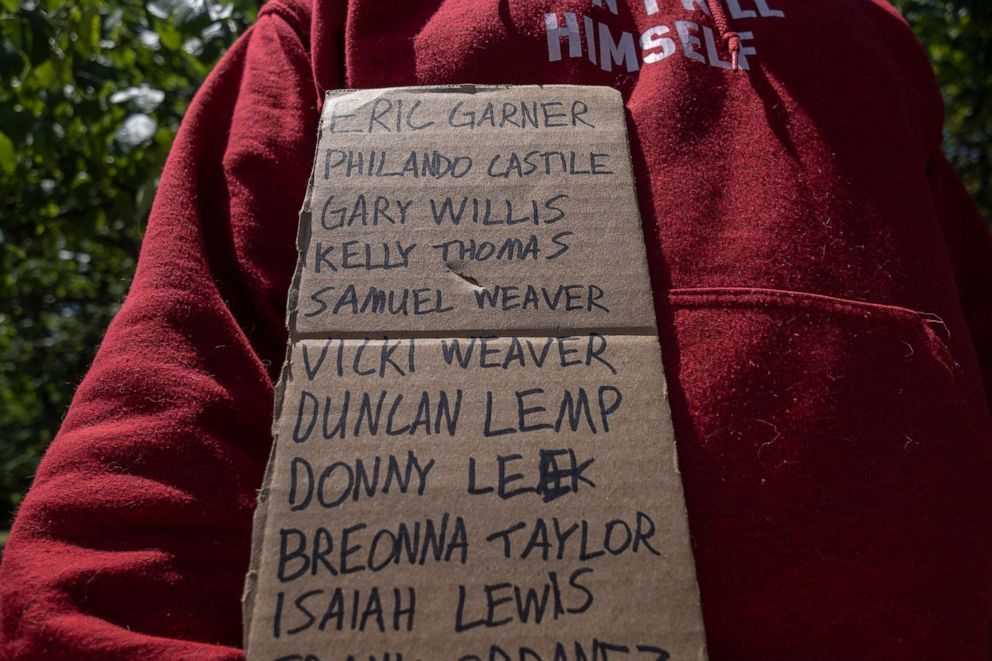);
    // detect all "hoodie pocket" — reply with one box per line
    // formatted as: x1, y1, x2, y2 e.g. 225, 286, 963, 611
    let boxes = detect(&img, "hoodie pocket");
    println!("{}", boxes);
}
663, 286, 992, 658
